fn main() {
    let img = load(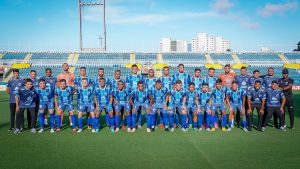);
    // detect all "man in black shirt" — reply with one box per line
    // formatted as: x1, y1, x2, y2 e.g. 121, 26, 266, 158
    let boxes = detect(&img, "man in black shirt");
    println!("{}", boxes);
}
279, 69, 294, 129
